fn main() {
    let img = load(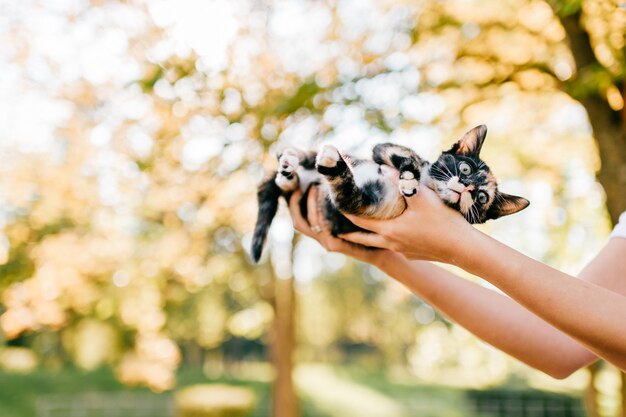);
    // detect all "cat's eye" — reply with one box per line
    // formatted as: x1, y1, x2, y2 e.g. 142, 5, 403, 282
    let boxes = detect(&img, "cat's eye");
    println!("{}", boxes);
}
478, 191, 488, 204
459, 162, 472, 175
